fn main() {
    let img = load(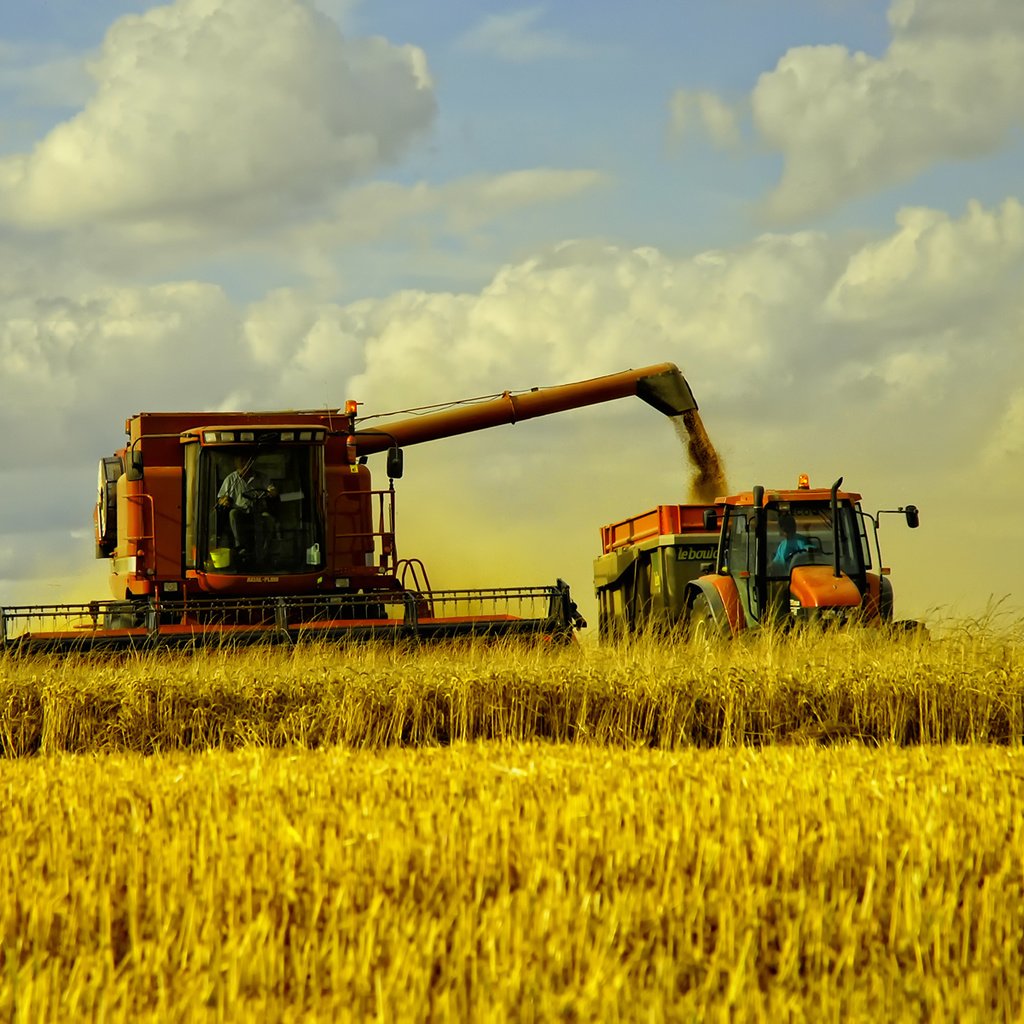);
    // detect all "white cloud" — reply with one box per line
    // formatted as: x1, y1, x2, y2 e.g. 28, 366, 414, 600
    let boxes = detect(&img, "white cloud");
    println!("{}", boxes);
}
242, 287, 368, 406
456, 7, 588, 62
0, 283, 245, 471
985, 390, 1024, 463
0, 5, 603, 286
668, 89, 741, 150
680, 0, 1024, 220
876, 349, 951, 397
309, 0, 360, 28
825, 198, 1024, 324
0, 0, 435, 232
888, 0, 1024, 36
288, 168, 607, 258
